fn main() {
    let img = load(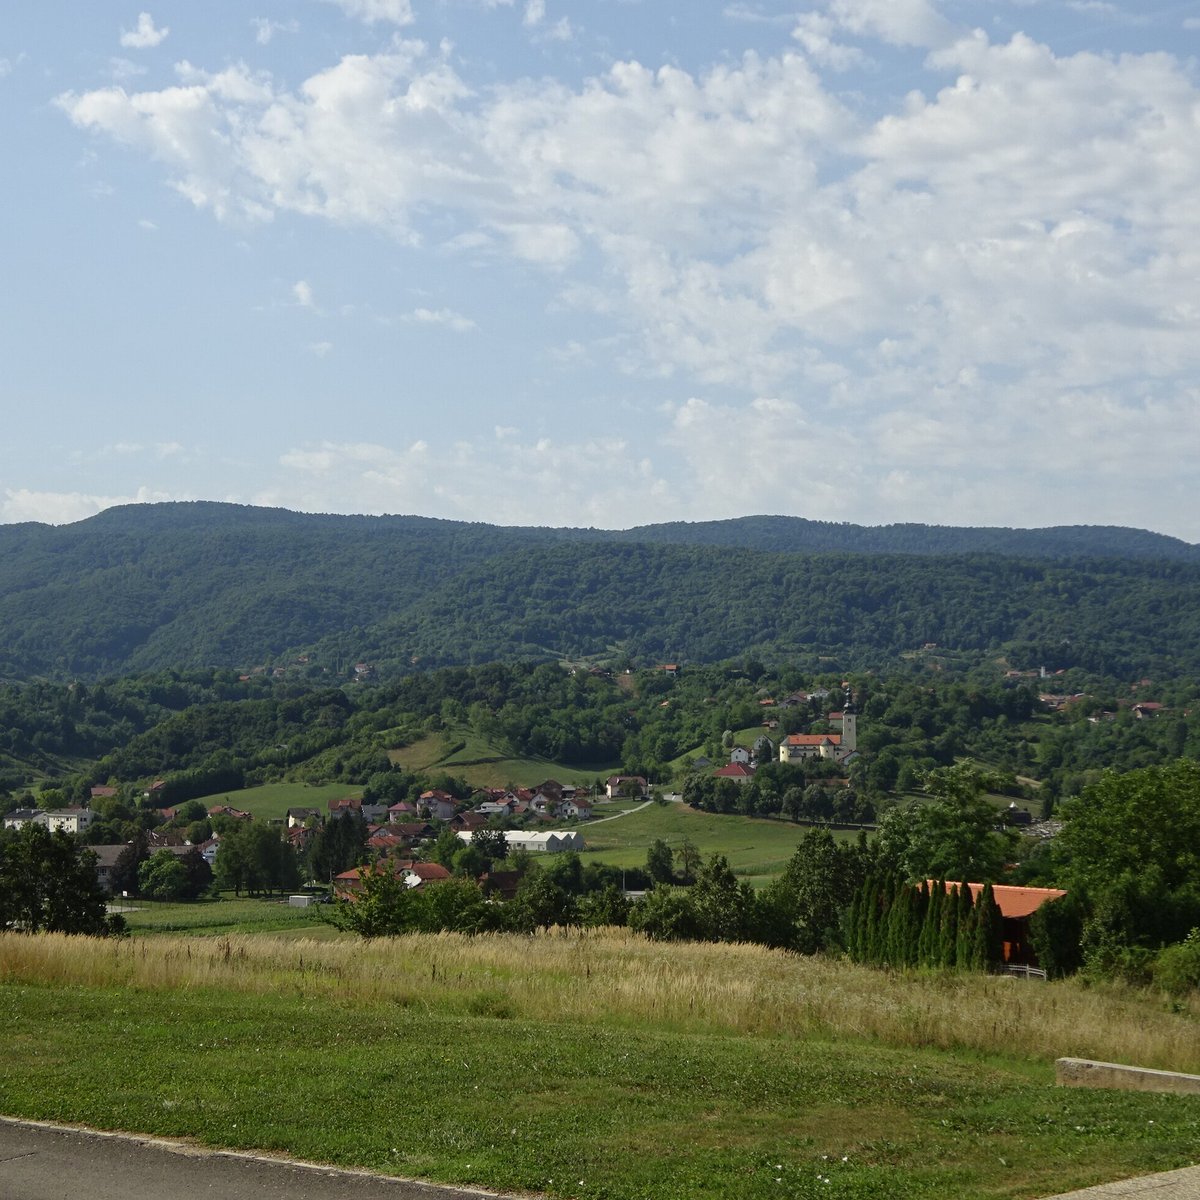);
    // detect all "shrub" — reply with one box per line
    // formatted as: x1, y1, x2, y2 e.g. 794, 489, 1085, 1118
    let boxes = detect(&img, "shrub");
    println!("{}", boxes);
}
1153, 929, 1200, 997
